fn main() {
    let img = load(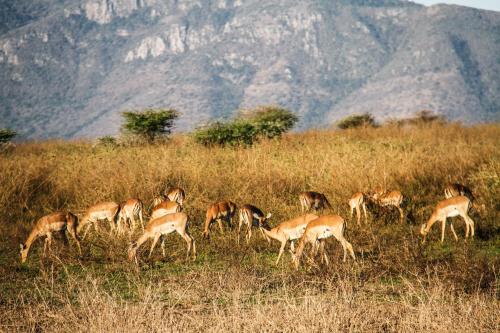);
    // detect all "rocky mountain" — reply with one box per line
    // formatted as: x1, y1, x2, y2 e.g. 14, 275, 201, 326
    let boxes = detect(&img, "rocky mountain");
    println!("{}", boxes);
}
0, 0, 499, 139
